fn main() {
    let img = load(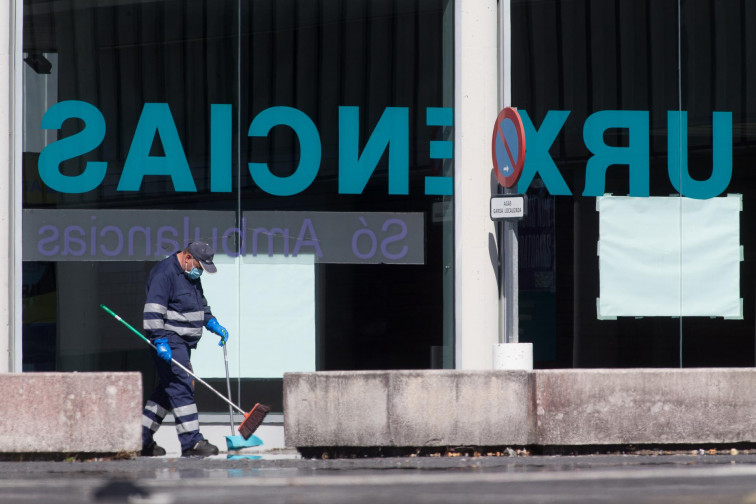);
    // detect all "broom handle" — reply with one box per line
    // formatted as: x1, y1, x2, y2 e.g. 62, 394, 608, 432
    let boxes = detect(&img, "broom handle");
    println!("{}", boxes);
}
99, 304, 246, 415
222, 343, 236, 436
